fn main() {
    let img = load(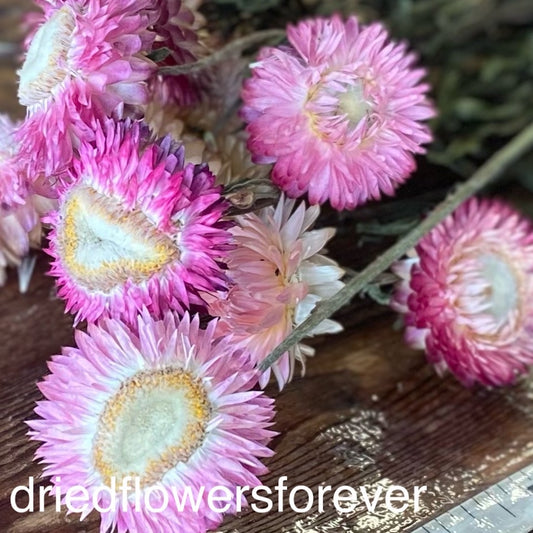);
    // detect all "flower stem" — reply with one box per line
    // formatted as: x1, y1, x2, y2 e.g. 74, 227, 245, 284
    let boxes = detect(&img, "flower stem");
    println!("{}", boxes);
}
260, 121, 533, 371
158, 29, 286, 76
